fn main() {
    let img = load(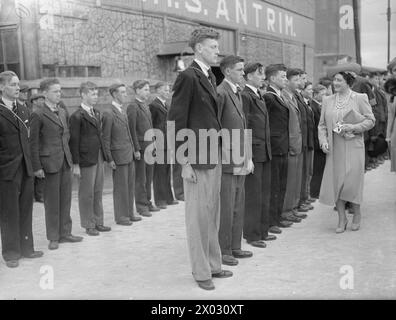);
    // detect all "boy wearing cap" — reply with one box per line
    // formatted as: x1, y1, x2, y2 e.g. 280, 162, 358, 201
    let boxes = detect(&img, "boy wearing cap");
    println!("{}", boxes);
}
102, 83, 140, 226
